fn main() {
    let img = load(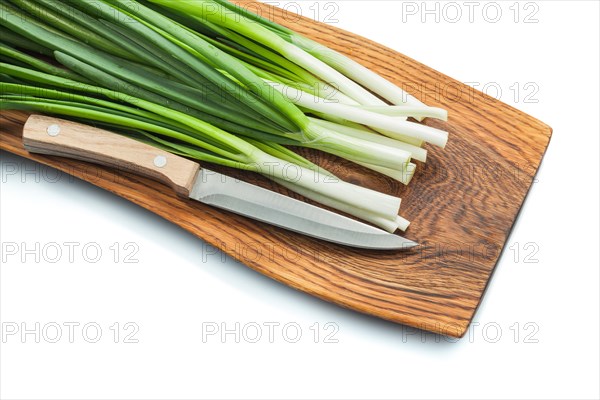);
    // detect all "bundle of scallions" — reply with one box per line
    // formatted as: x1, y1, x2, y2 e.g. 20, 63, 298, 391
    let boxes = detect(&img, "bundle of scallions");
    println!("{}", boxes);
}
0, 0, 449, 233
